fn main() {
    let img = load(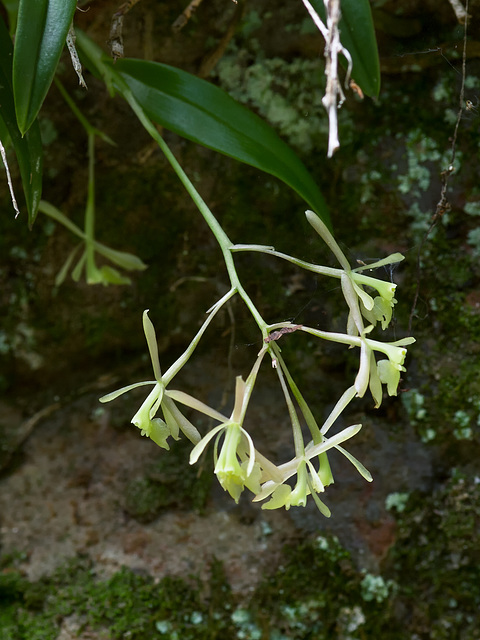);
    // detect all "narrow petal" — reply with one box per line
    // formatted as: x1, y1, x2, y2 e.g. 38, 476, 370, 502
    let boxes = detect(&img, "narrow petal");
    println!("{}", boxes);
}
161, 399, 180, 441
189, 423, 227, 465
310, 490, 331, 517
306, 459, 324, 493
305, 424, 363, 460
390, 337, 416, 347
231, 376, 246, 423
99, 380, 156, 403
149, 384, 165, 419
351, 276, 375, 311
166, 390, 228, 422
142, 310, 162, 381
355, 341, 371, 397
341, 272, 364, 335
335, 444, 372, 482
240, 425, 256, 477
320, 385, 356, 435
352, 253, 404, 272
162, 395, 202, 444
369, 351, 383, 408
